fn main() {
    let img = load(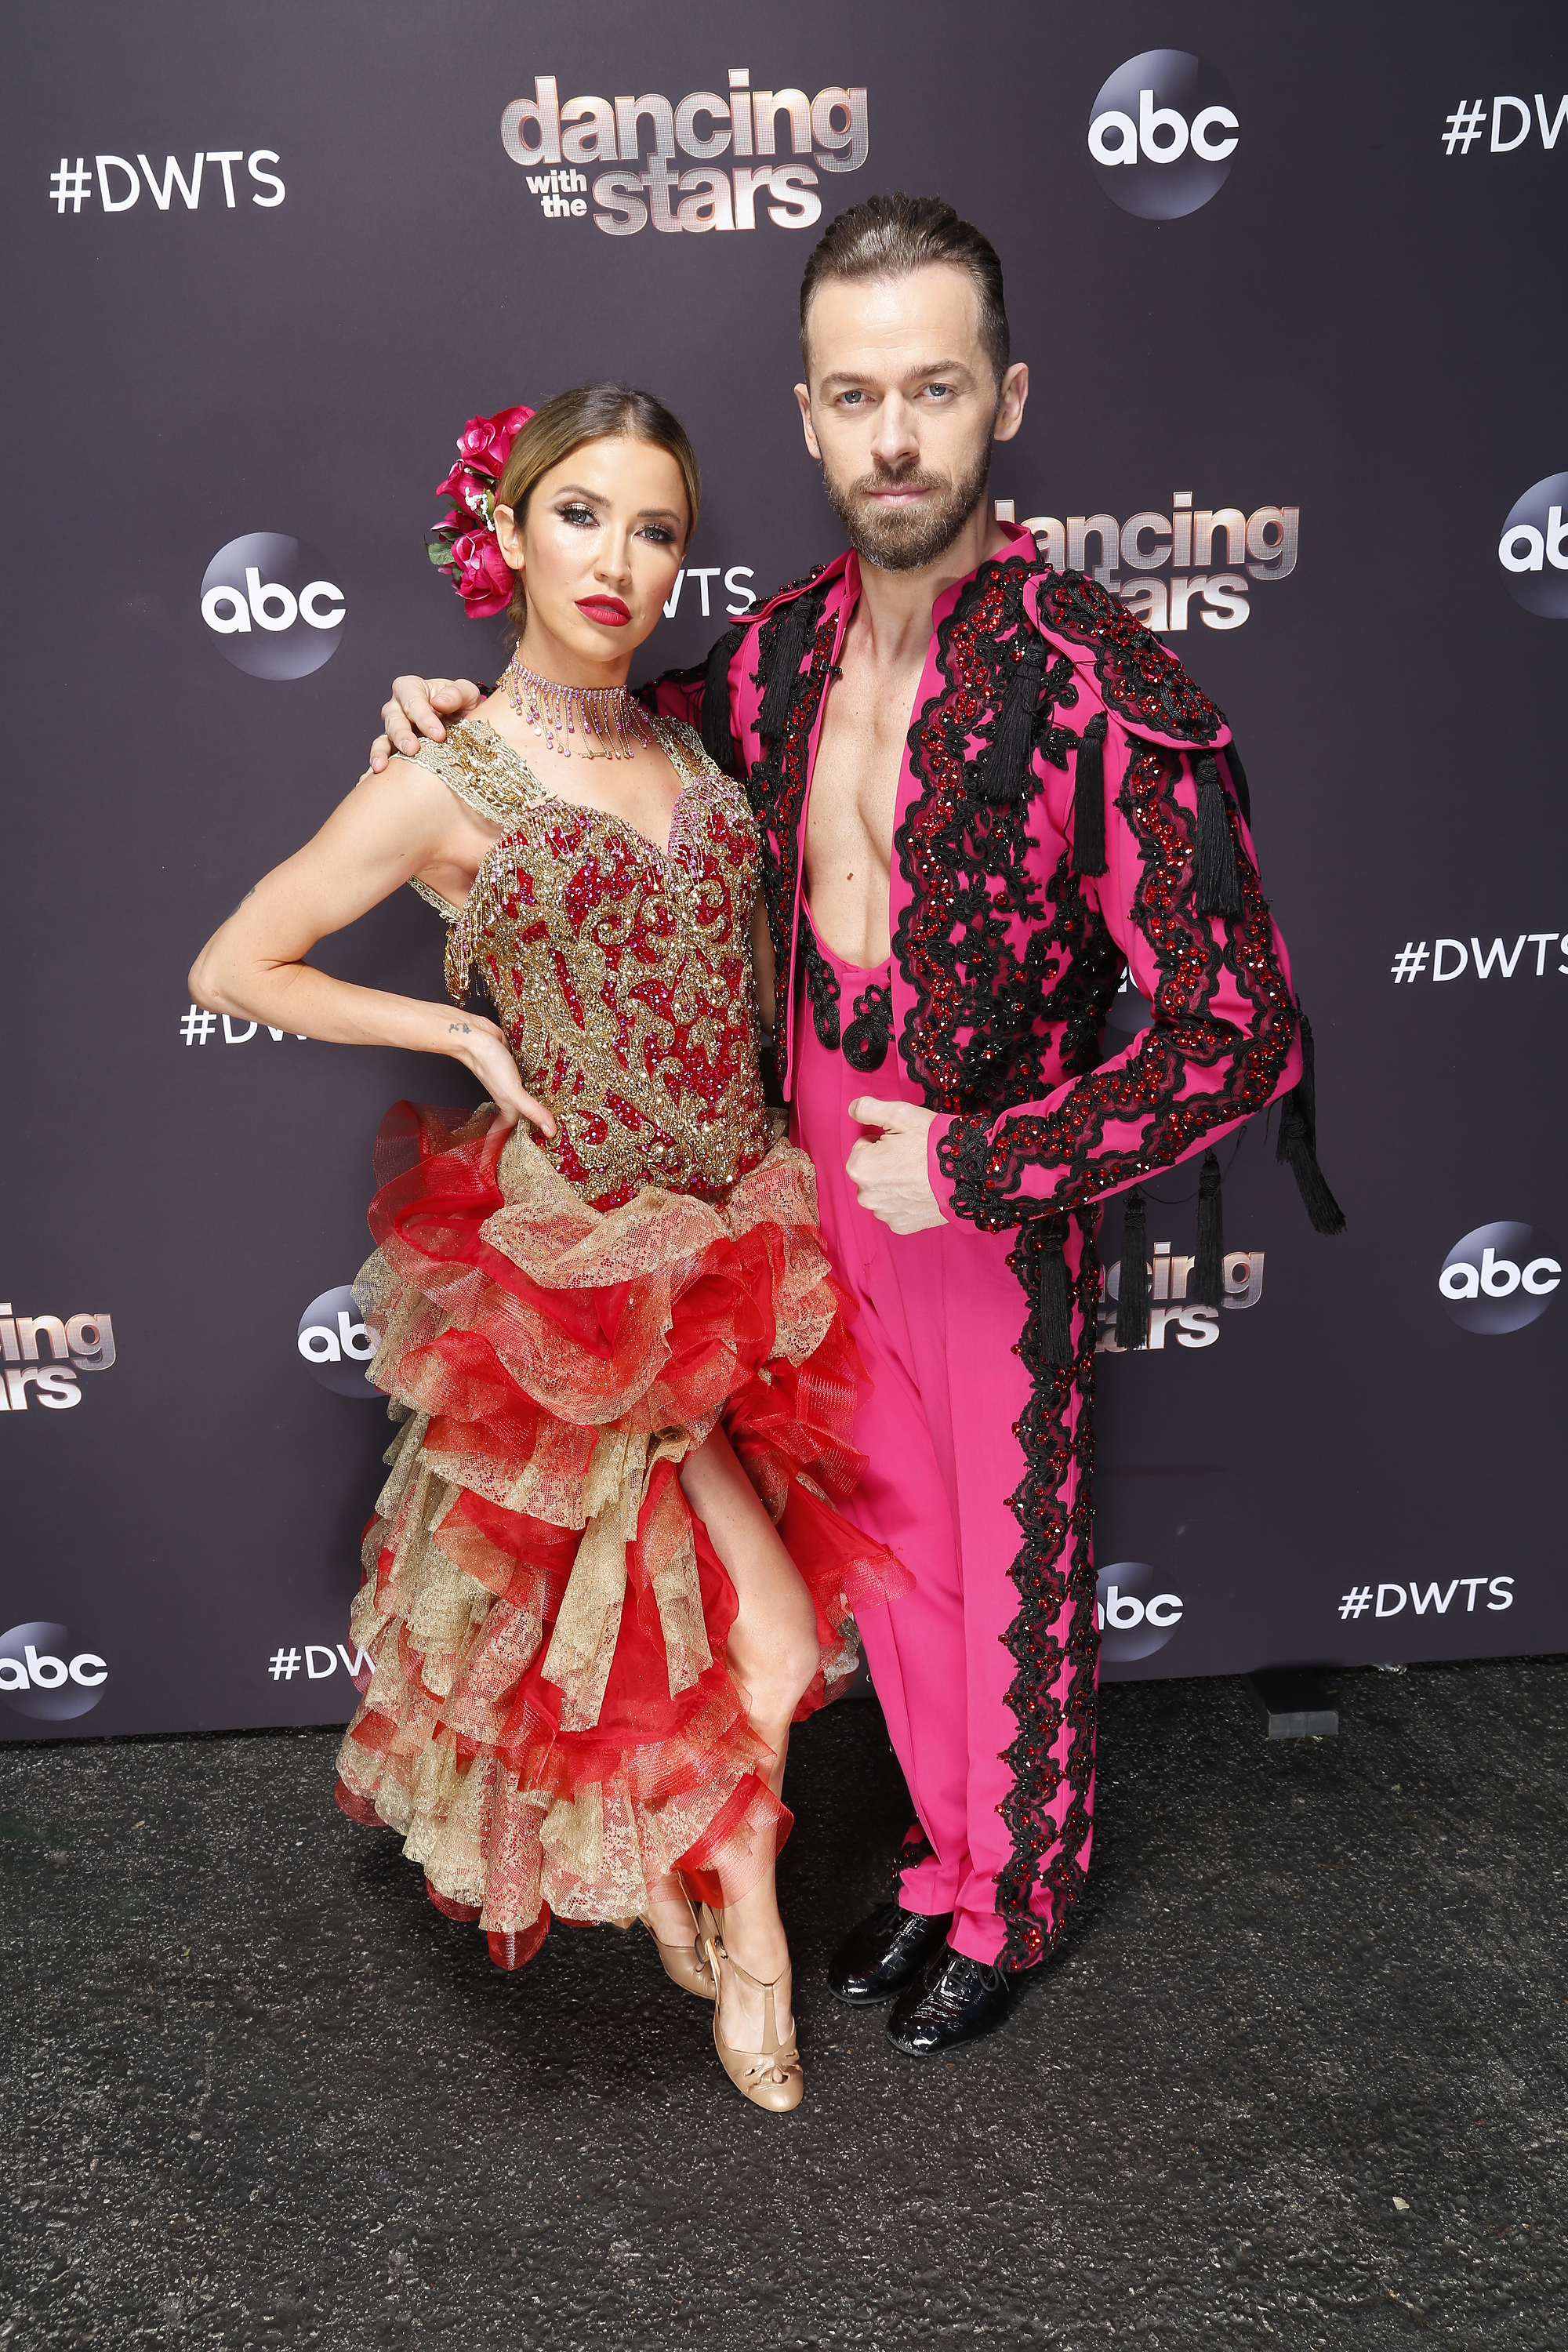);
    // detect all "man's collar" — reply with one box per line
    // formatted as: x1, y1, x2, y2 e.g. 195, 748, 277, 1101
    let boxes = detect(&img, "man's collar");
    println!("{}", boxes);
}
832, 517, 1038, 614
